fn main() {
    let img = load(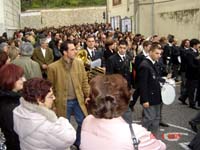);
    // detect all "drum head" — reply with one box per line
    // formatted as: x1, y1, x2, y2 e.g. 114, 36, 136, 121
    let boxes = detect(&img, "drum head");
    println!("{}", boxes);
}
161, 83, 176, 105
